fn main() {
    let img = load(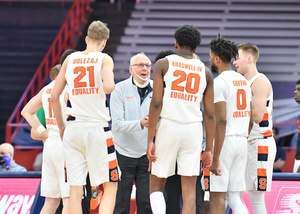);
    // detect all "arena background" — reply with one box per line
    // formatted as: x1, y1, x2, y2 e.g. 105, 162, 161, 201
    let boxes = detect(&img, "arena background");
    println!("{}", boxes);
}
0, 0, 299, 213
